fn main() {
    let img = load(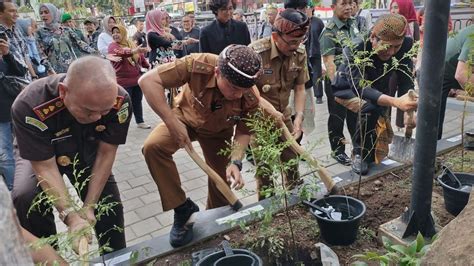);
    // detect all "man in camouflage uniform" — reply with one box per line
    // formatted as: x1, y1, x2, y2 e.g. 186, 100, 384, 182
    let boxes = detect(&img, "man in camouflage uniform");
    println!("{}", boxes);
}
319, 0, 358, 166
249, 8, 309, 200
